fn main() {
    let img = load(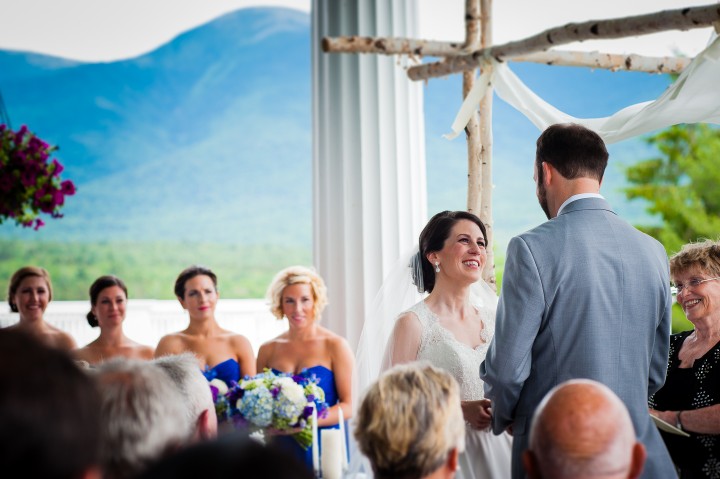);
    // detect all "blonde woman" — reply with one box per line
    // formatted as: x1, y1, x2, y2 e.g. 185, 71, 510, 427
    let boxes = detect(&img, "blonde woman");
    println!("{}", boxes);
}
75, 275, 154, 365
5, 266, 76, 351
257, 265, 354, 470
355, 362, 465, 479
155, 265, 255, 382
